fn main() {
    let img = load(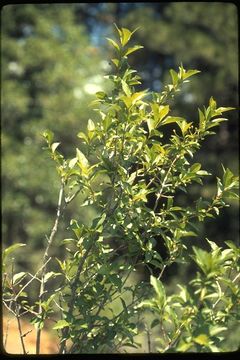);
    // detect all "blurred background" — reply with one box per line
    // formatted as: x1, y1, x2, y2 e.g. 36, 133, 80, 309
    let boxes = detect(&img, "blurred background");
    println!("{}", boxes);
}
1, 3, 239, 352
